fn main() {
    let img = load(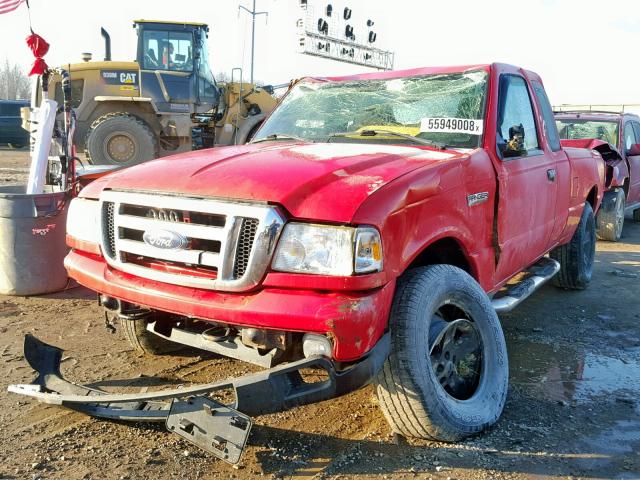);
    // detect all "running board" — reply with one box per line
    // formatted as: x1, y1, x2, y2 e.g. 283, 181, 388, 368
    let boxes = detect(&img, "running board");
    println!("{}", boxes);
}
491, 257, 560, 313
